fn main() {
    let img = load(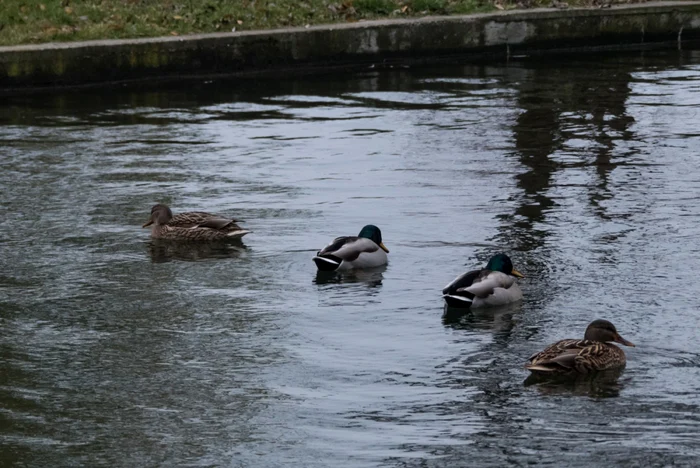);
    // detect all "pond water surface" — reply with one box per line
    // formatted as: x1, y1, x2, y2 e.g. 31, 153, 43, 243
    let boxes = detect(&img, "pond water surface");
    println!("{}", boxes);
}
2, 48, 700, 467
